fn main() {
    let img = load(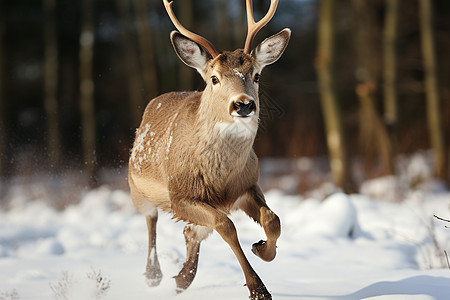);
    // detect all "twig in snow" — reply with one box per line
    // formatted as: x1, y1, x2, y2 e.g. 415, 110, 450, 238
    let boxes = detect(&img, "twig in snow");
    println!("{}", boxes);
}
445, 250, 450, 270
49, 271, 72, 300
0, 289, 20, 300
434, 214, 450, 228
86, 268, 111, 299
